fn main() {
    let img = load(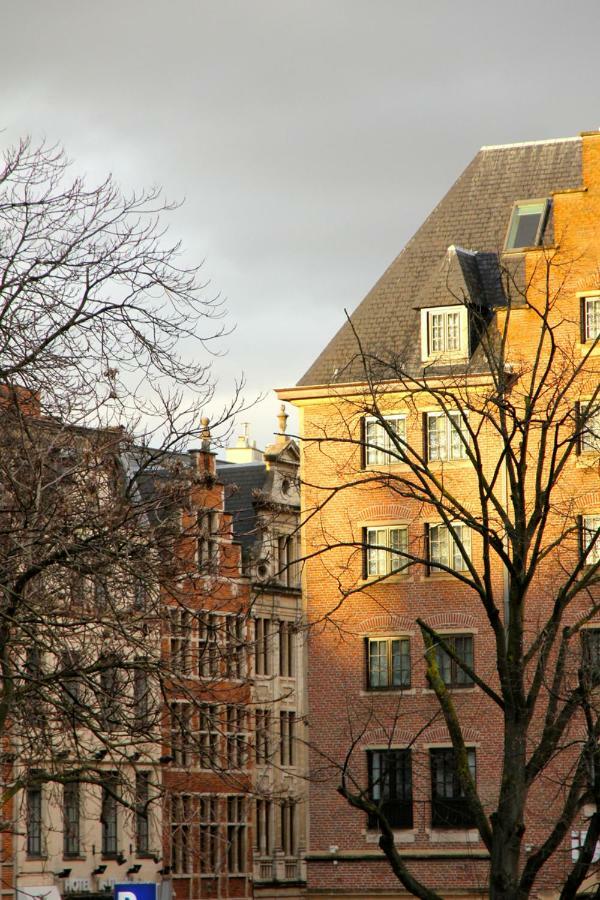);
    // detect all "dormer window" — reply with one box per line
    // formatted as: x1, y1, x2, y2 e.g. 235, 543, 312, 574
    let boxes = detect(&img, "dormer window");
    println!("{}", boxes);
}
421, 306, 468, 362
505, 200, 549, 250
